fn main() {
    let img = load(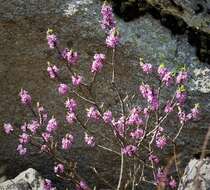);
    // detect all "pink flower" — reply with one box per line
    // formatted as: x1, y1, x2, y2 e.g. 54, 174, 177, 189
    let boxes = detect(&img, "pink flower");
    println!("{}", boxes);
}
72, 75, 83, 87
158, 64, 168, 79
106, 27, 120, 48
65, 98, 77, 112
46, 30, 58, 49
87, 106, 100, 121
58, 83, 69, 96
169, 178, 177, 189
66, 112, 76, 124
46, 117, 58, 133
17, 144, 27, 155
3, 123, 13, 134
103, 110, 113, 124
122, 145, 137, 157
176, 71, 188, 84
112, 117, 126, 137
191, 104, 200, 120
62, 48, 79, 65
54, 163, 64, 174
42, 132, 52, 142
84, 133, 96, 147
91, 53, 105, 73
101, 2, 116, 30
19, 89, 32, 105
164, 101, 173, 113
156, 135, 167, 149
19, 133, 30, 144
76, 181, 89, 190
61, 133, 74, 150
155, 168, 168, 185
43, 179, 55, 190
140, 60, 153, 74
127, 108, 143, 126
130, 128, 144, 140
148, 154, 159, 164
47, 64, 59, 79
27, 120, 40, 134
176, 86, 187, 104
162, 71, 173, 86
